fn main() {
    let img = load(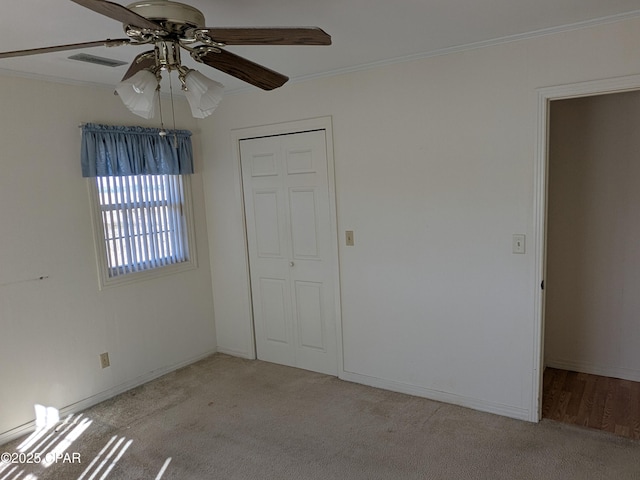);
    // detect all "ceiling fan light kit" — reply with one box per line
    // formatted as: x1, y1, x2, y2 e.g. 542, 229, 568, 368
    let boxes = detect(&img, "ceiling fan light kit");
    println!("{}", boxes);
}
182, 70, 224, 119
115, 69, 159, 119
0, 0, 331, 119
